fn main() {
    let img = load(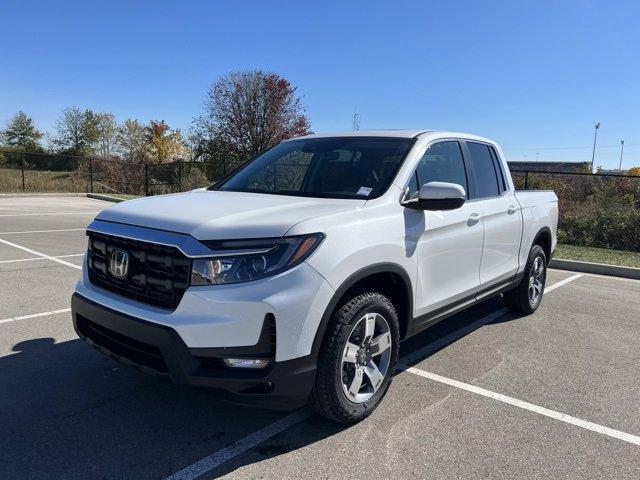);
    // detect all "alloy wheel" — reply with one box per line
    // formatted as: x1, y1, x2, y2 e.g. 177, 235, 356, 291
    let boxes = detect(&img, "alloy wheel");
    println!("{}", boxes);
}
340, 312, 392, 404
528, 256, 545, 306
